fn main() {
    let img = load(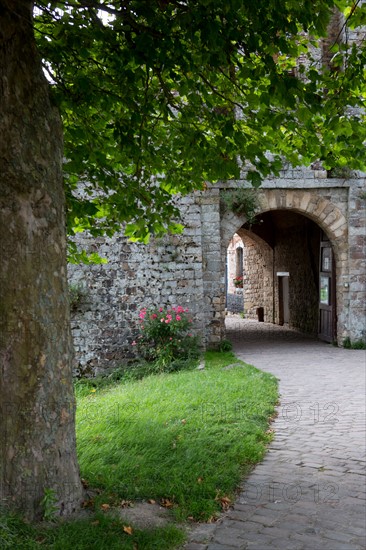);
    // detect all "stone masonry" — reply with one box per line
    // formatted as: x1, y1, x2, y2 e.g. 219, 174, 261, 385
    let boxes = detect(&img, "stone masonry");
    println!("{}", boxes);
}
68, 172, 366, 375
